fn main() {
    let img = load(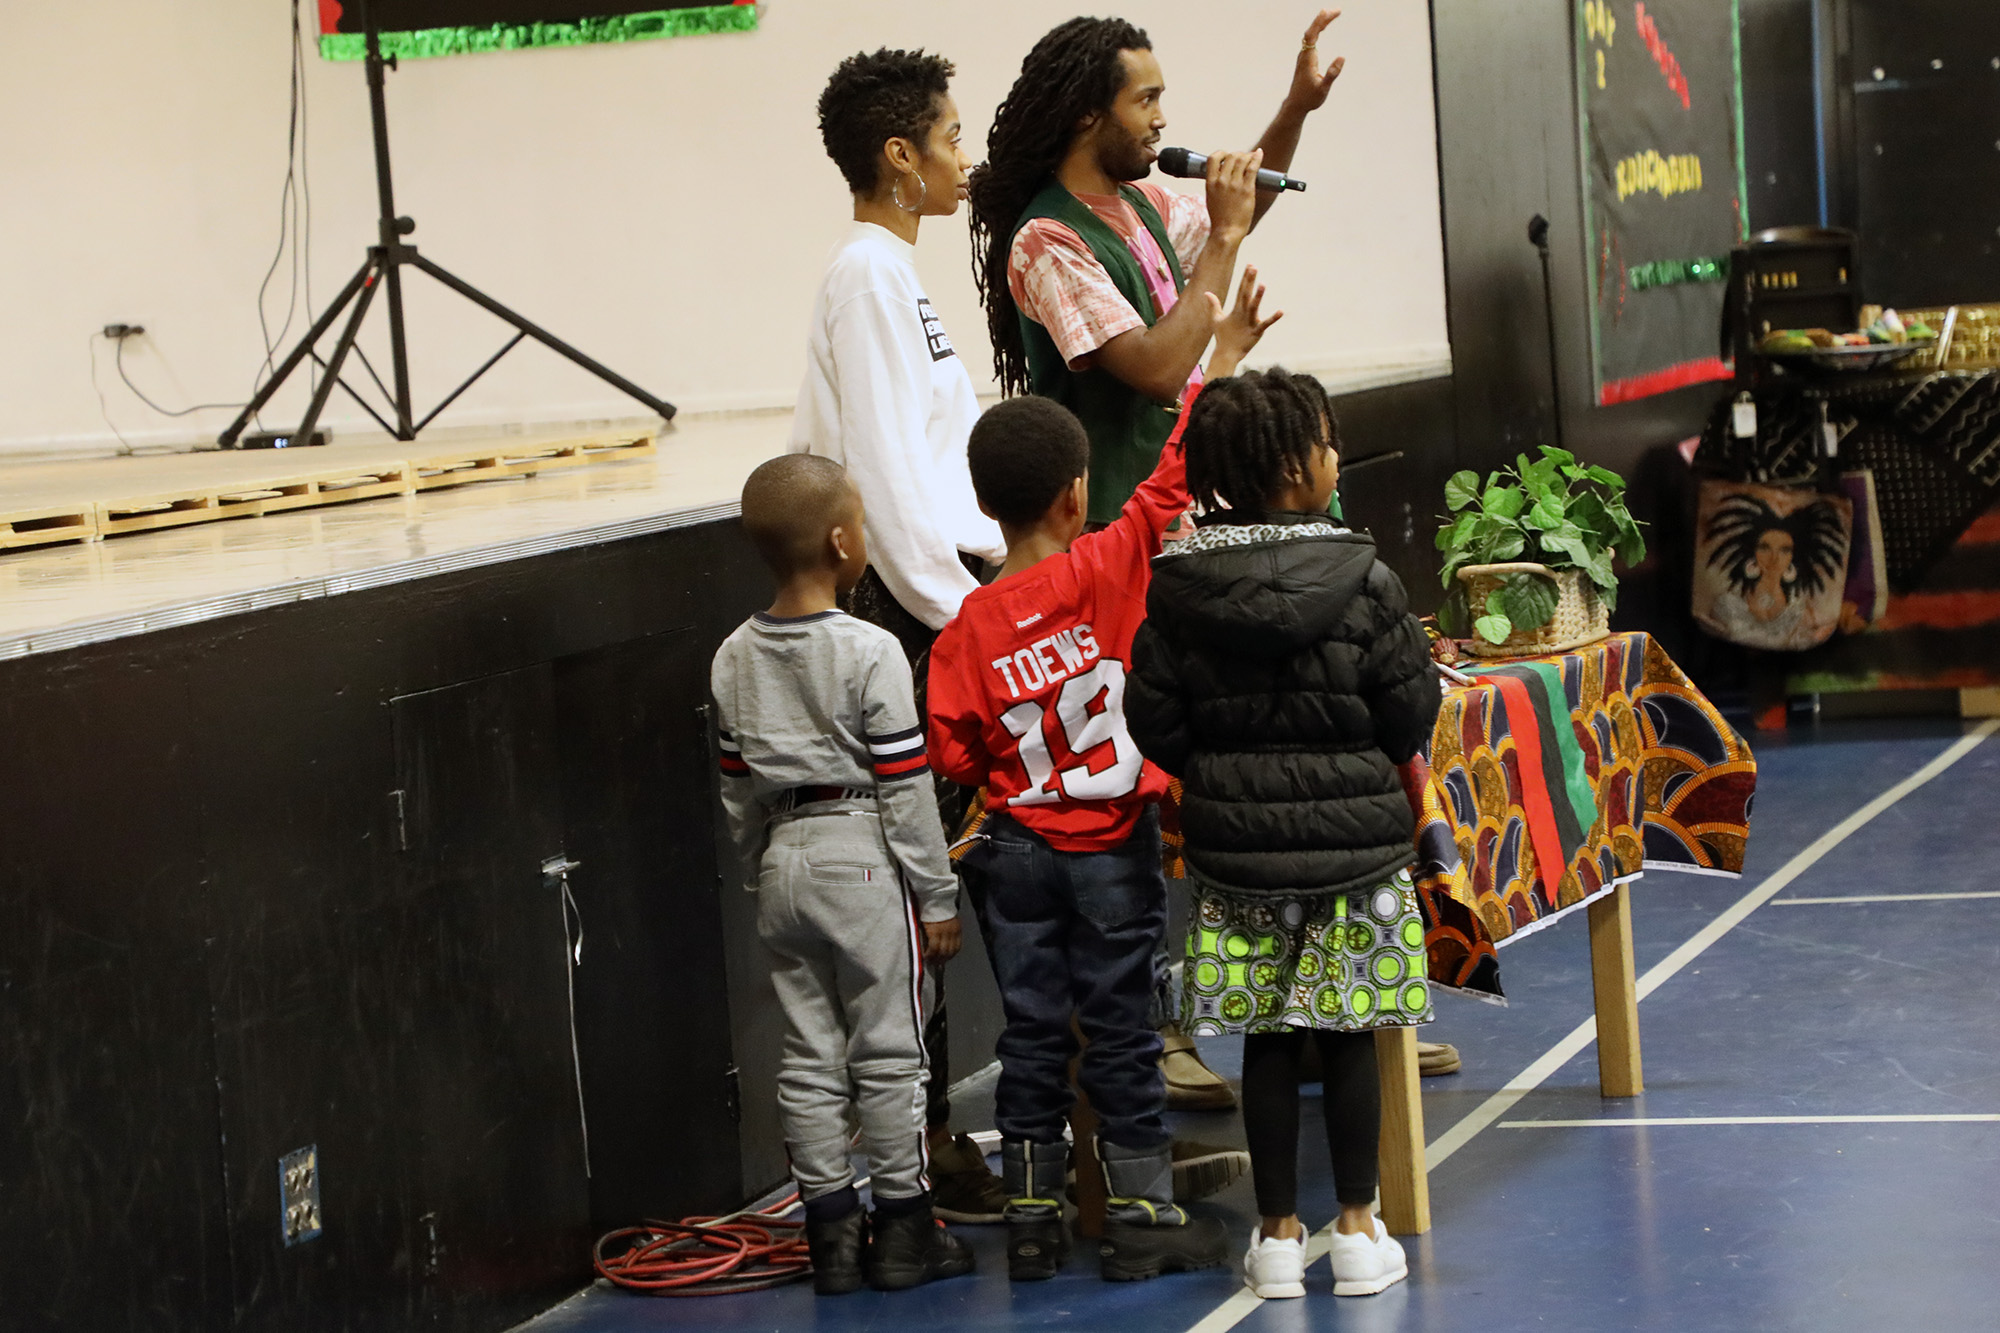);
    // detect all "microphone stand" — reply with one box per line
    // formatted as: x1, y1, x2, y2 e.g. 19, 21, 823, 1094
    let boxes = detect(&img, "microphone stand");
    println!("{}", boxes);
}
1527, 214, 1565, 453
218, 0, 675, 447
